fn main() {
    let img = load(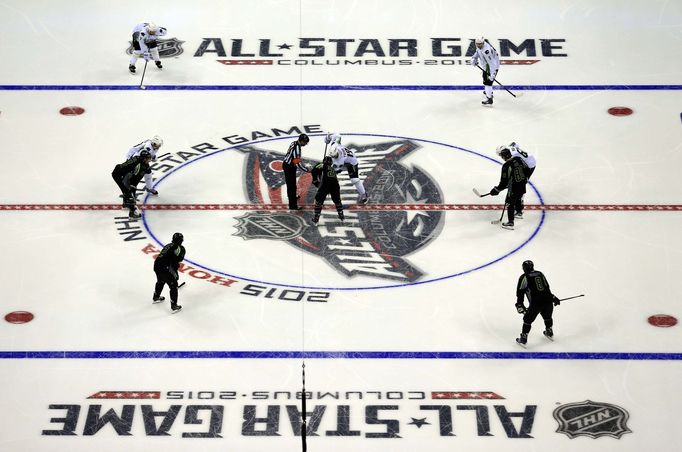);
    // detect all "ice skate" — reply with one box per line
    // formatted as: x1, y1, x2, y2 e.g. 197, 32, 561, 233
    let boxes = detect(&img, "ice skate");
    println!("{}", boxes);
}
358, 194, 369, 205
152, 294, 165, 304
170, 303, 182, 313
501, 221, 514, 230
155, 61, 163, 69
129, 64, 136, 74
515, 212, 523, 219
543, 328, 554, 341
515, 333, 528, 348
129, 208, 141, 219
481, 96, 493, 106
